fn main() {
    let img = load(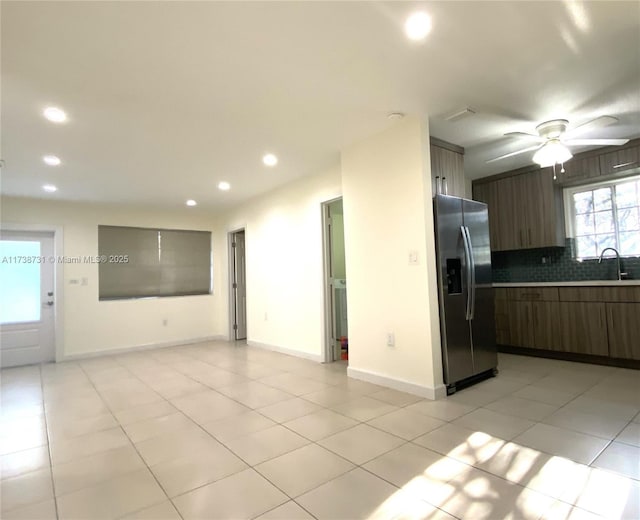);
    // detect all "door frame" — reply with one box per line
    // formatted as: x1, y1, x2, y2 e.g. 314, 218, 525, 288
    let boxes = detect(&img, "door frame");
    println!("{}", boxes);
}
321, 197, 344, 364
0, 223, 65, 363
227, 227, 246, 341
